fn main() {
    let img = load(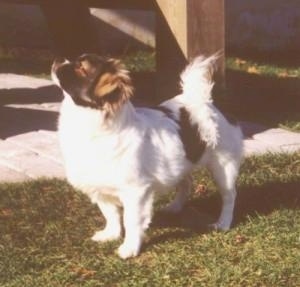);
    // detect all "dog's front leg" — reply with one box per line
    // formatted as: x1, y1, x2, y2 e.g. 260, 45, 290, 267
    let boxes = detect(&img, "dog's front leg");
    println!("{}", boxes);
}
92, 199, 122, 242
118, 189, 153, 259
